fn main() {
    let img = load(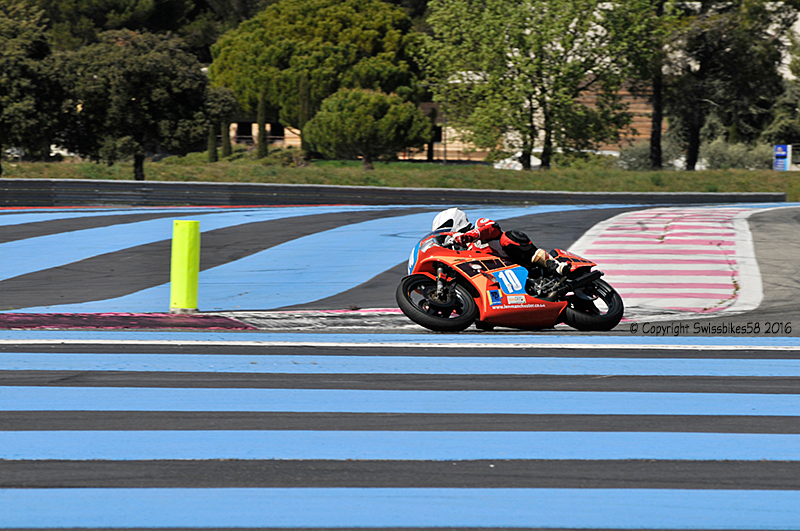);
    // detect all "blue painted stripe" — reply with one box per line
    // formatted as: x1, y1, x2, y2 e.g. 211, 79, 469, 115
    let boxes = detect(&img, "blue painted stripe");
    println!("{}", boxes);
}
15, 204, 605, 313
1, 488, 800, 528
0, 205, 407, 284
0, 207, 223, 227
3, 430, 800, 461
1, 330, 799, 348
2, 387, 798, 415
5, 353, 800, 376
